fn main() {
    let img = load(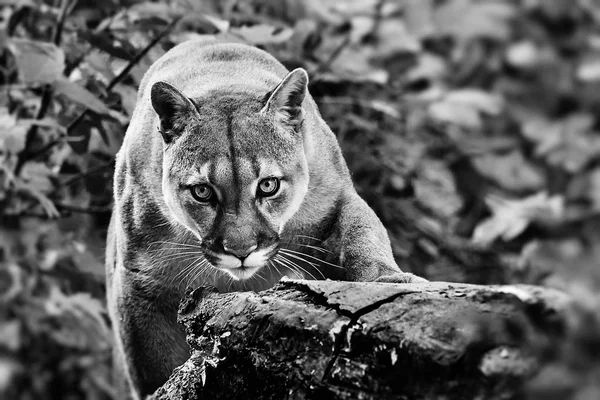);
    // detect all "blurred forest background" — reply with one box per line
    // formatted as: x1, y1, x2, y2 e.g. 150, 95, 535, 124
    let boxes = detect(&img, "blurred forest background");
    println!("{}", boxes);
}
2, 0, 600, 398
